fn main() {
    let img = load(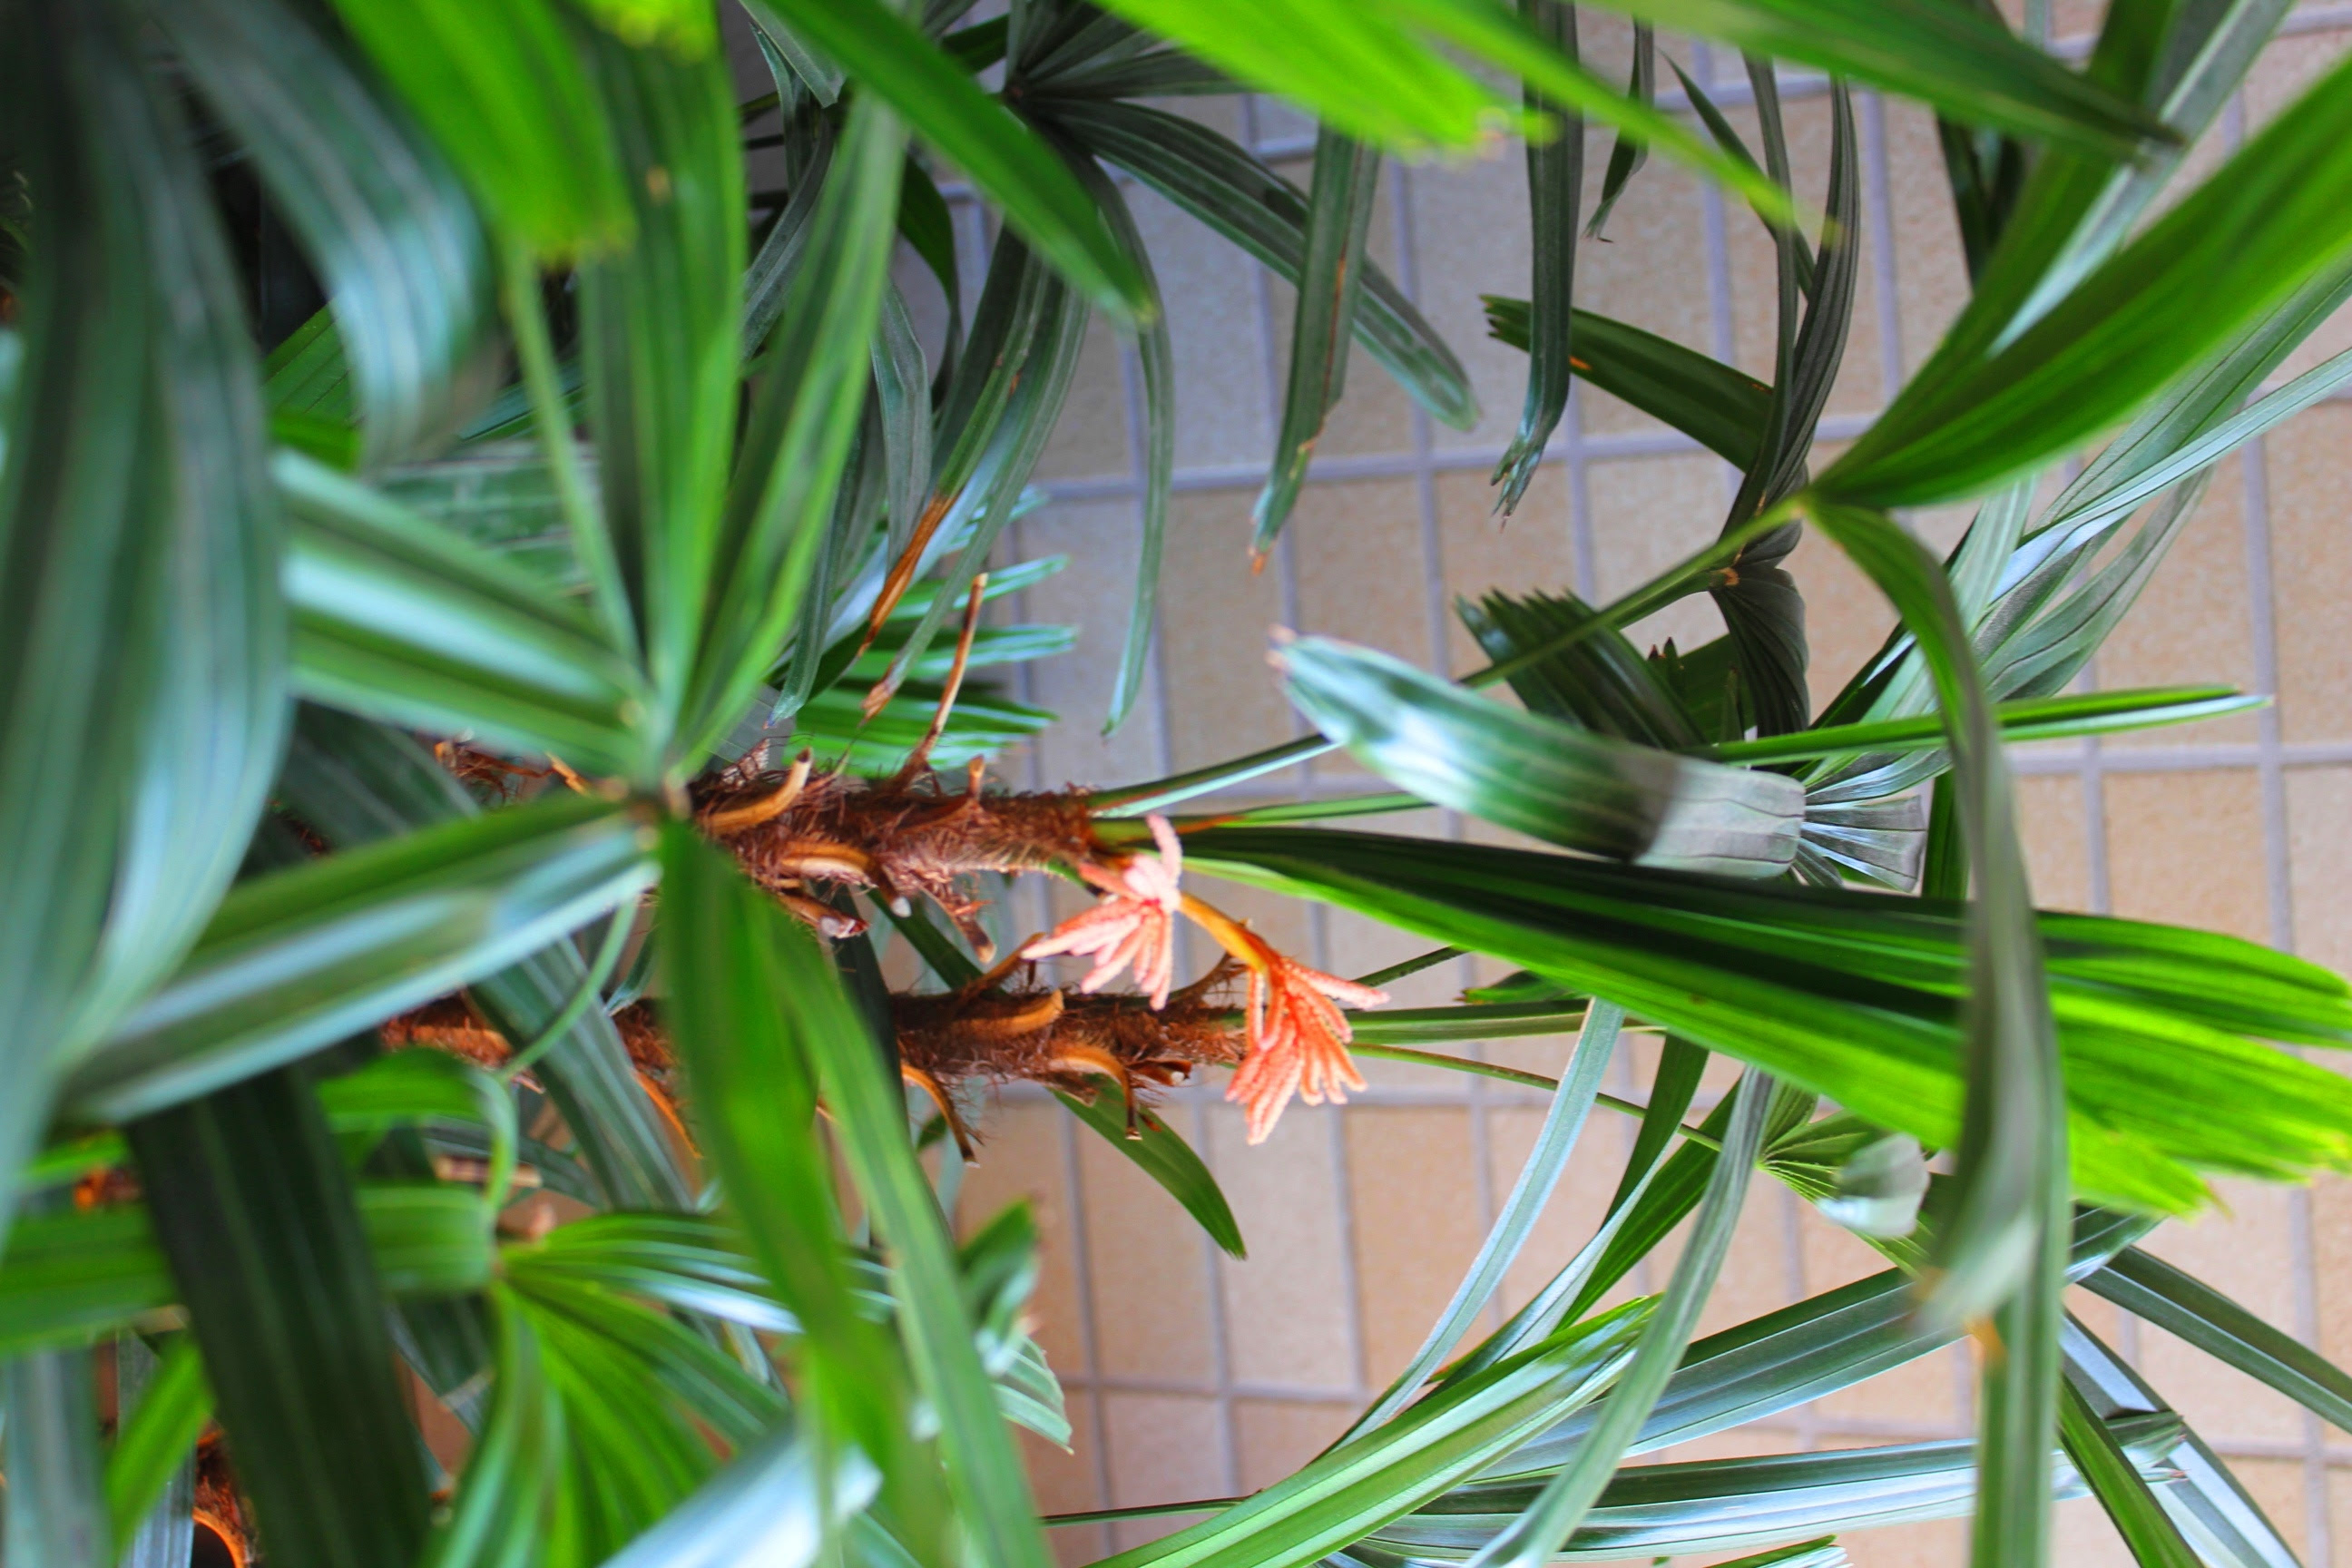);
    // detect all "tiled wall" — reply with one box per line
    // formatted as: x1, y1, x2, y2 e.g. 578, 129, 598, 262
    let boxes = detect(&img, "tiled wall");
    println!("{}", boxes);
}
895, 12, 2352, 1564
